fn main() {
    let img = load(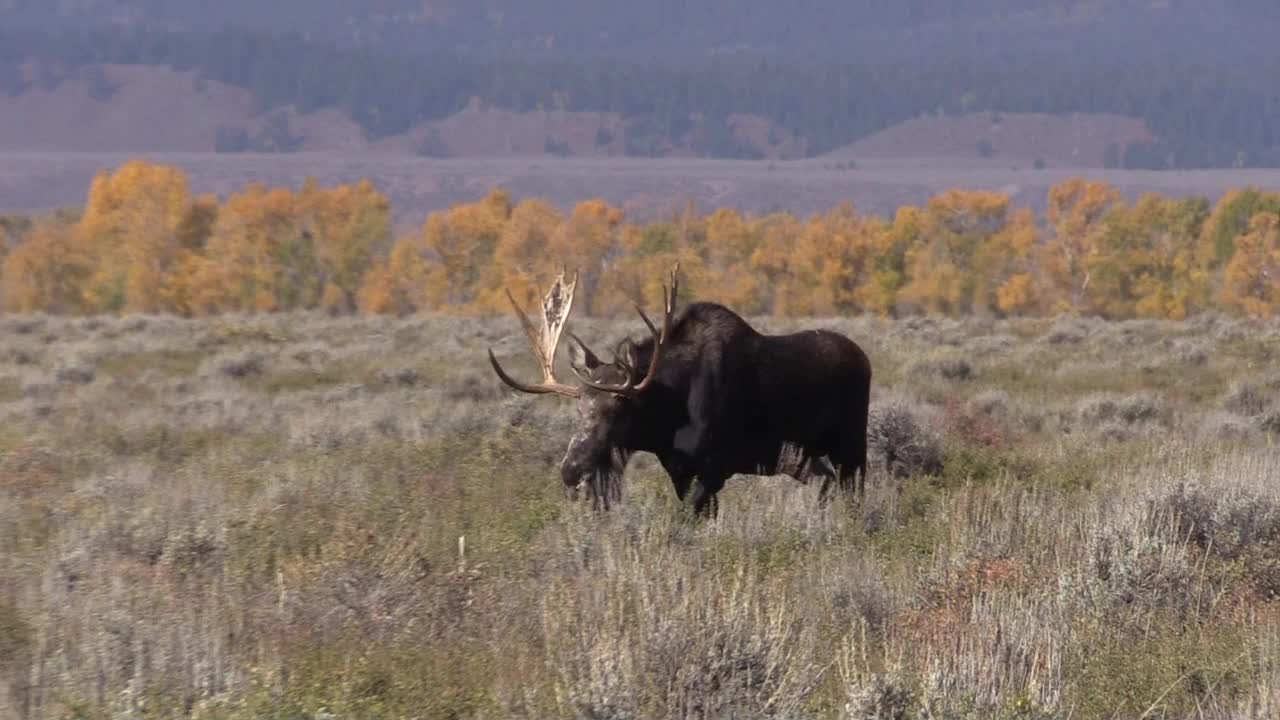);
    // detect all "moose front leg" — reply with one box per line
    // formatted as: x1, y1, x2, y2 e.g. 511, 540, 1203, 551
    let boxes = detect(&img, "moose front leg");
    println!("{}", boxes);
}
658, 454, 697, 502
657, 453, 723, 519
686, 473, 726, 518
